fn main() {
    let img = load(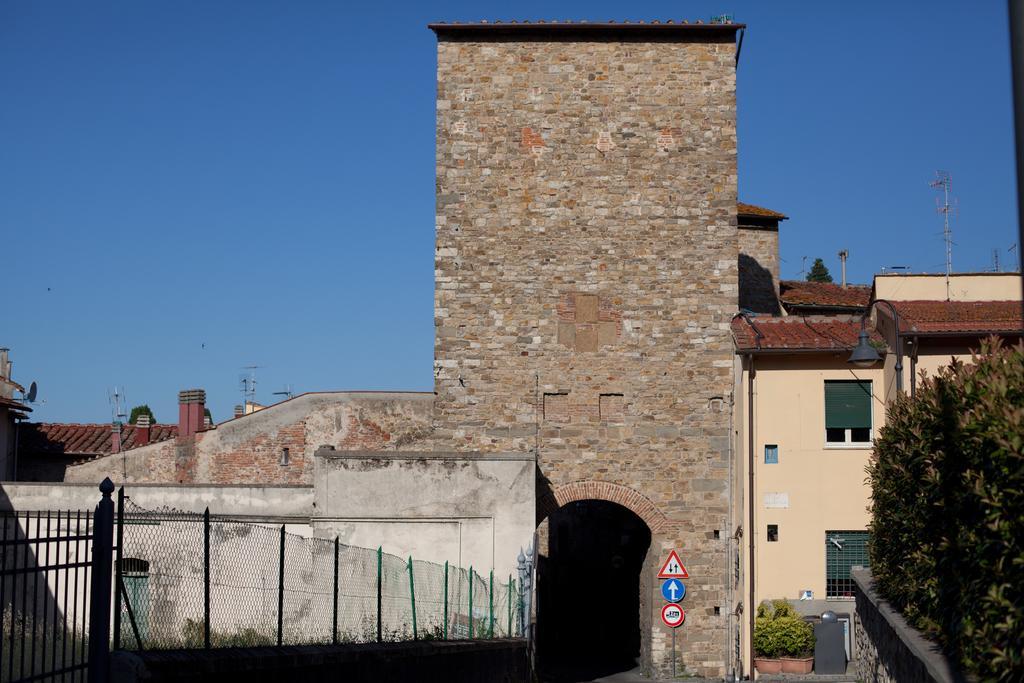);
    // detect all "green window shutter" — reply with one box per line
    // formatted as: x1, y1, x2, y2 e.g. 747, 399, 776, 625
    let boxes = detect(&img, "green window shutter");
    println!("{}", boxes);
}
825, 381, 872, 429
